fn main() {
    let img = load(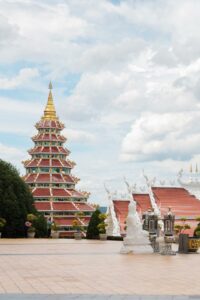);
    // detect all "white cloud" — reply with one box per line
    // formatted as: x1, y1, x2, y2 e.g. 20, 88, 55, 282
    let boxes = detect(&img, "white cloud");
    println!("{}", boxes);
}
1, 0, 200, 203
63, 128, 95, 143
0, 68, 39, 89
121, 112, 200, 162
0, 143, 26, 171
